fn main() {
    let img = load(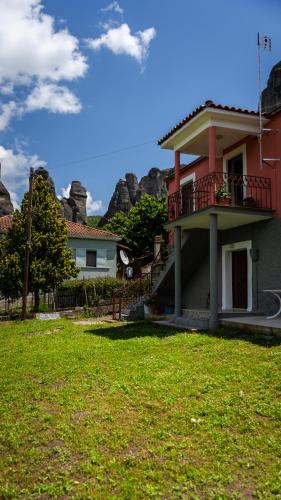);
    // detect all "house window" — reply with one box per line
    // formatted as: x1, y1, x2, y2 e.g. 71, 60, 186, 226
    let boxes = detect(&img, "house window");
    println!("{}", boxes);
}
86, 250, 97, 267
